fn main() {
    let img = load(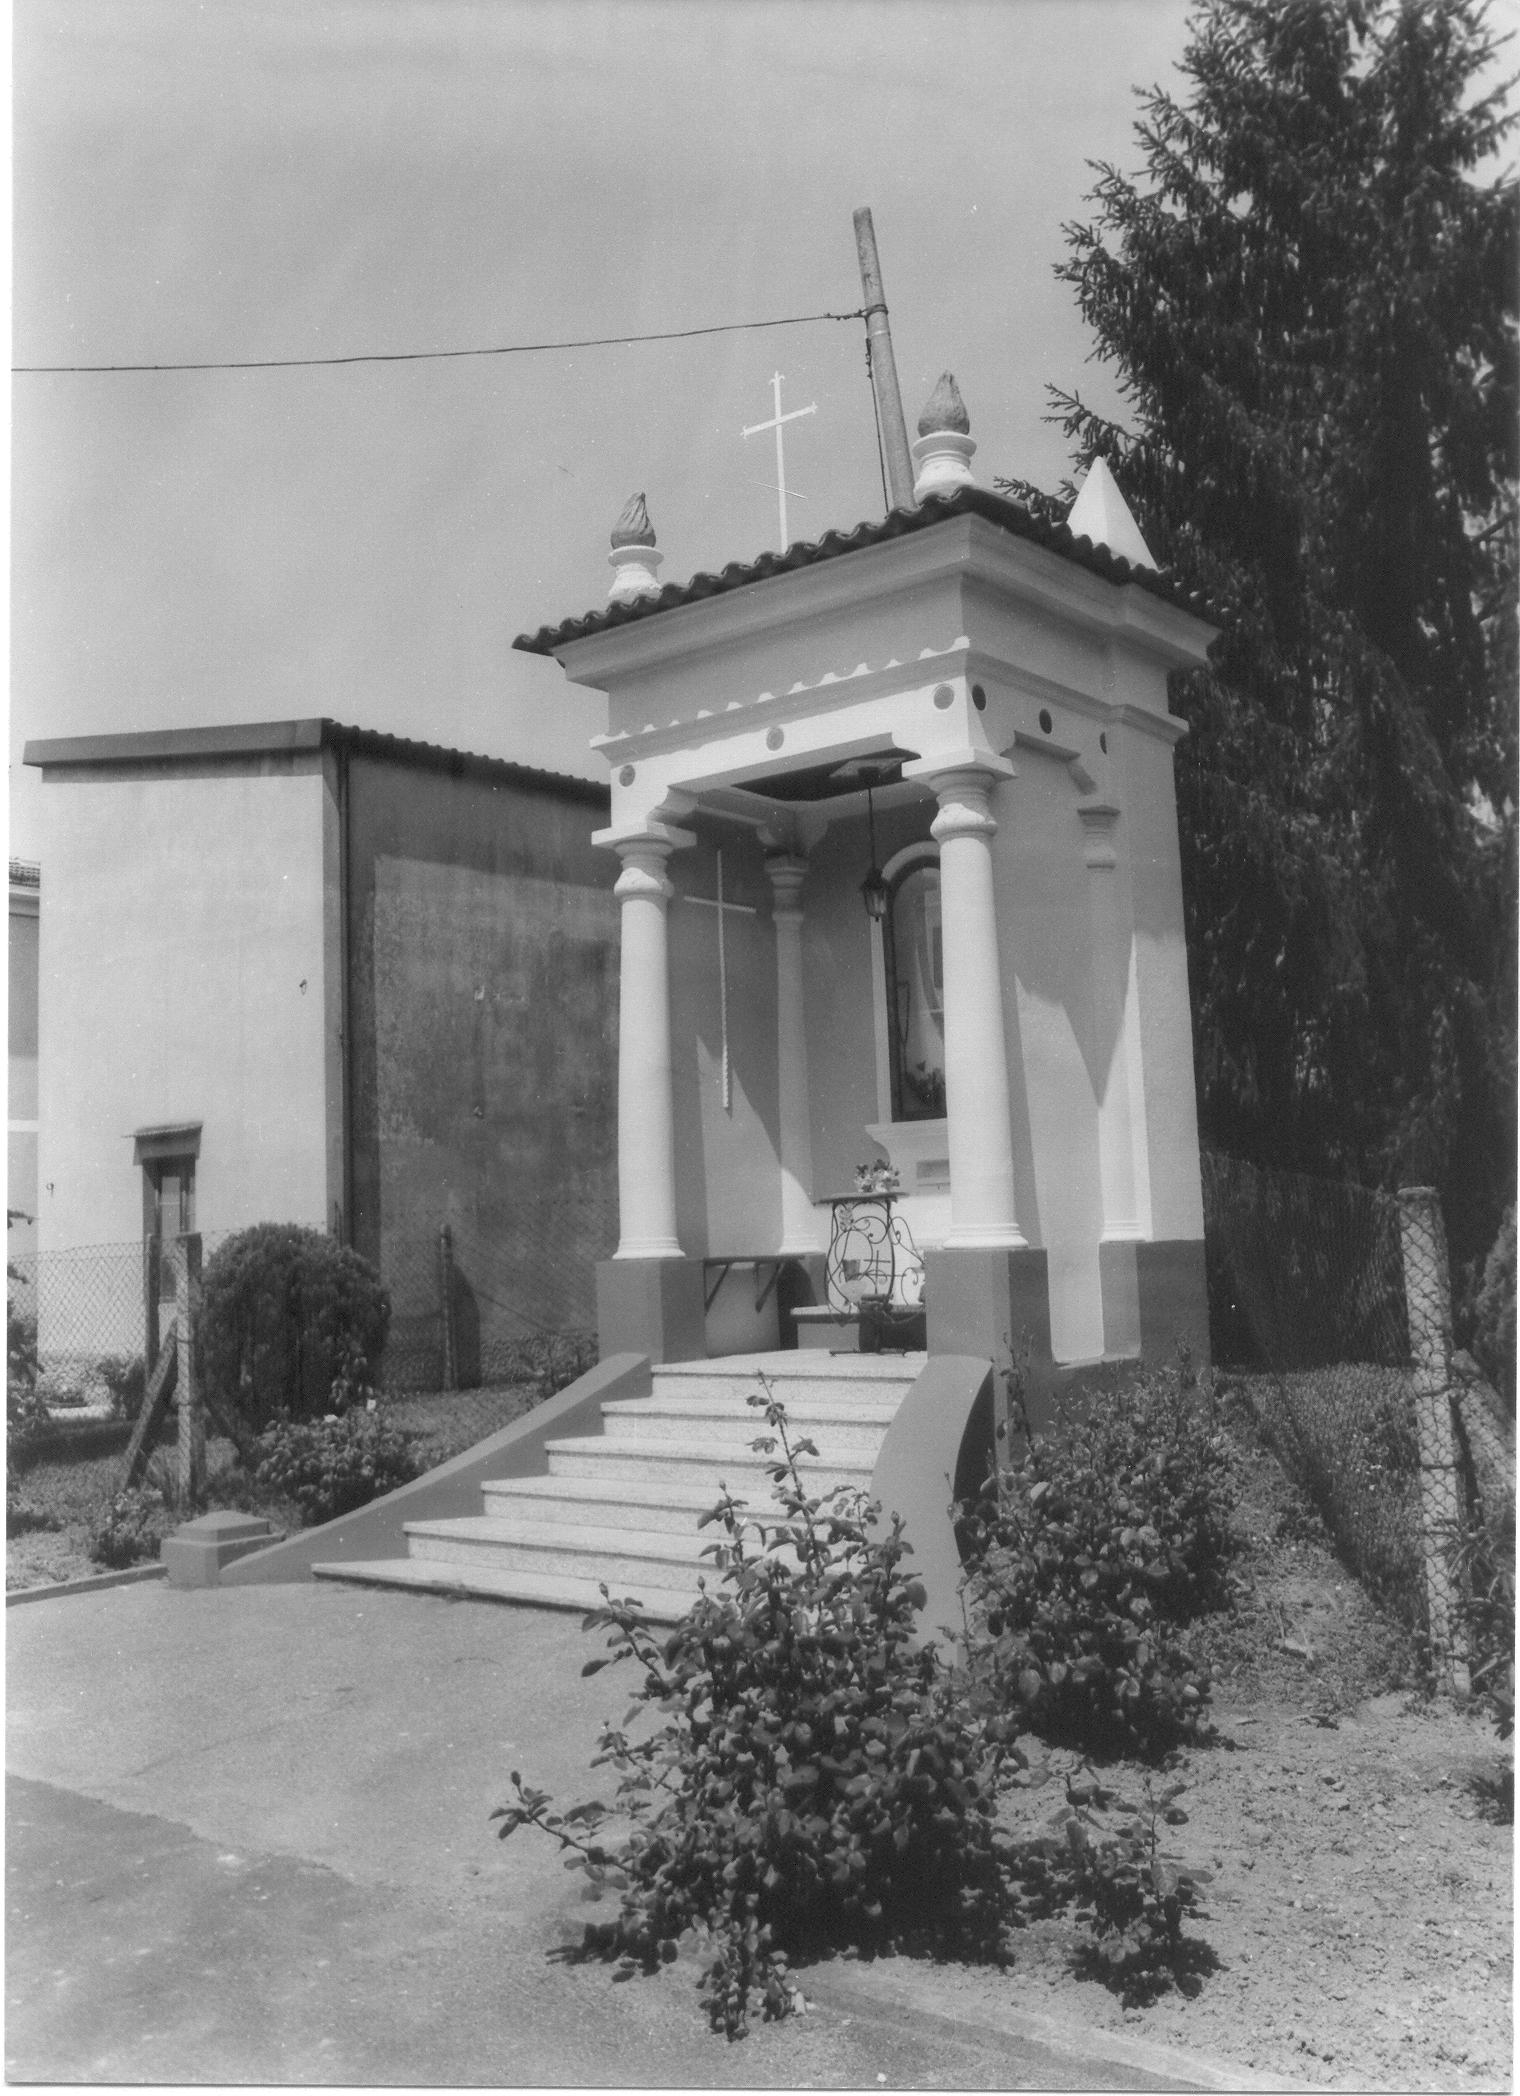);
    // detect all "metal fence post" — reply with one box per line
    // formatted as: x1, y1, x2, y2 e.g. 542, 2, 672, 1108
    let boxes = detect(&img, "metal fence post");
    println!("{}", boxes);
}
144, 1235, 161, 1369
437, 1223, 458, 1392
176, 1232, 204, 1505
1396, 1186, 1470, 1700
